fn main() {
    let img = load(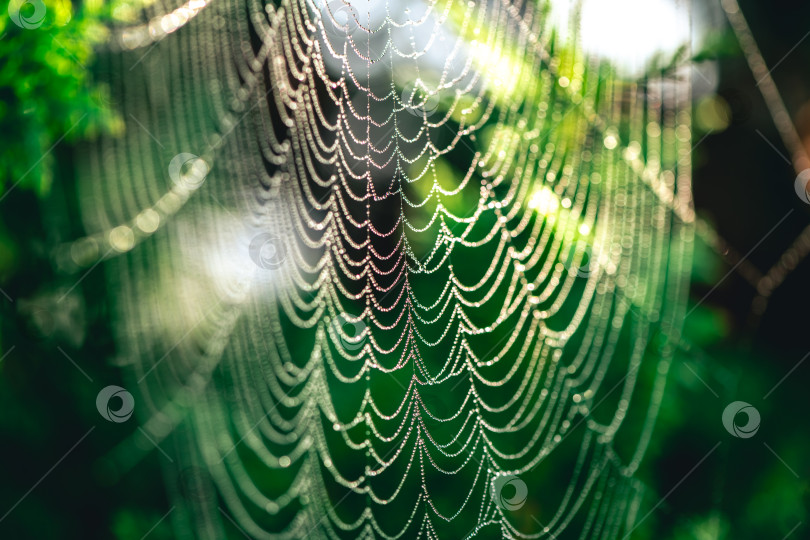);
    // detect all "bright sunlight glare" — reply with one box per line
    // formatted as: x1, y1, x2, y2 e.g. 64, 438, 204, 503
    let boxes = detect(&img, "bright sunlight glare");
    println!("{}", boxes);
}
553, 0, 690, 76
